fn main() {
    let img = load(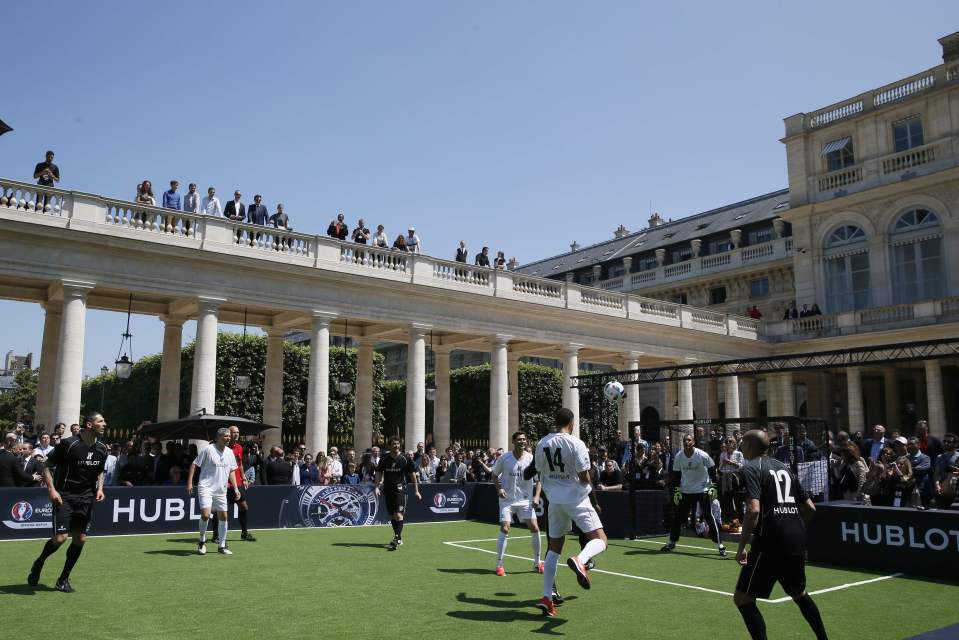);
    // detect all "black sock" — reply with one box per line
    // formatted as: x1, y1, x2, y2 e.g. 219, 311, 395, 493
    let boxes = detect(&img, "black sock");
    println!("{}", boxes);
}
58, 543, 84, 581
737, 602, 767, 640
796, 594, 828, 640
395, 520, 404, 538
391, 520, 400, 537
36, 539, 62, 565
238, 509, 248, 535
